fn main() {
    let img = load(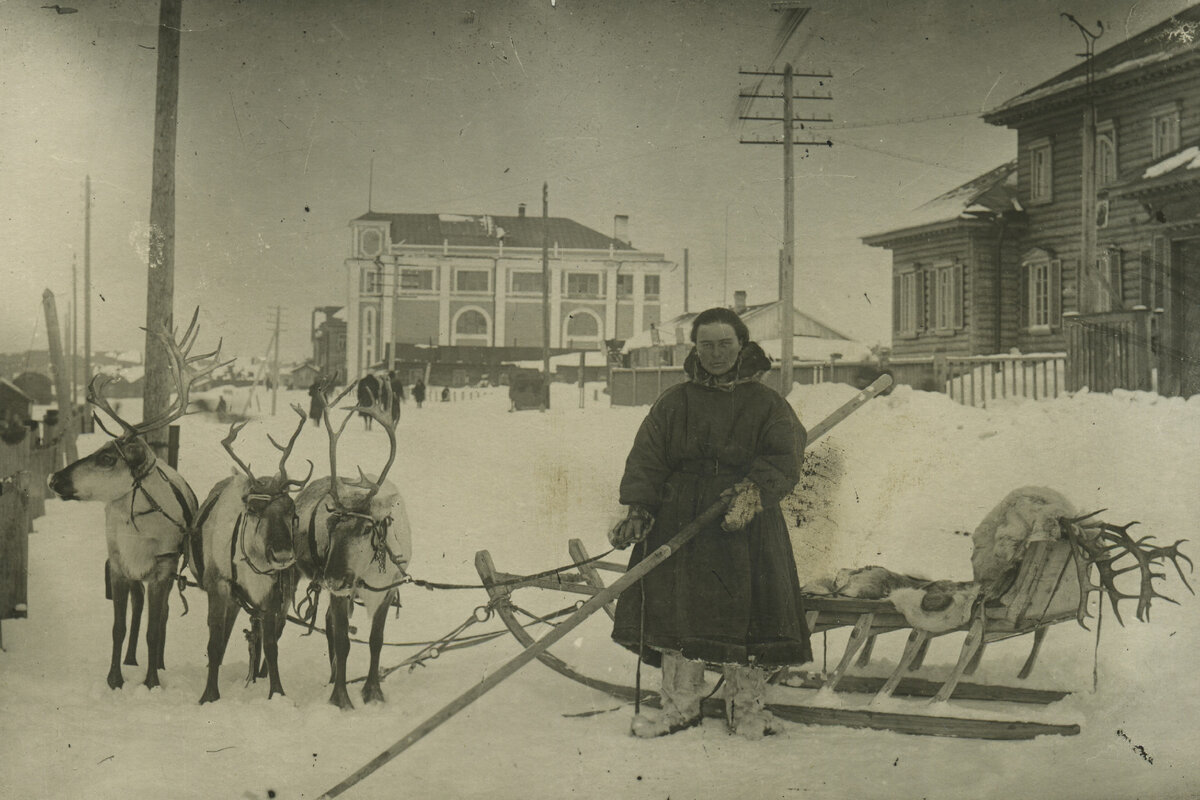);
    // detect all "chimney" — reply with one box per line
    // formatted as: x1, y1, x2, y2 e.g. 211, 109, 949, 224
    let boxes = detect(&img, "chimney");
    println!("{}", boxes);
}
733, 290, 747, 313
518, 203, 526, 218
613, 214, 630, 245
